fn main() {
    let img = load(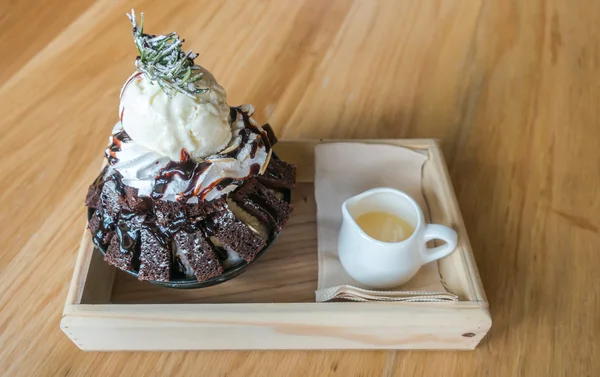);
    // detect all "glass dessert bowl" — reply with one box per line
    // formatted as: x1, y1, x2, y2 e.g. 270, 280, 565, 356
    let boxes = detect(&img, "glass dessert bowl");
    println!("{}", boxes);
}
84, 10, 296, 289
